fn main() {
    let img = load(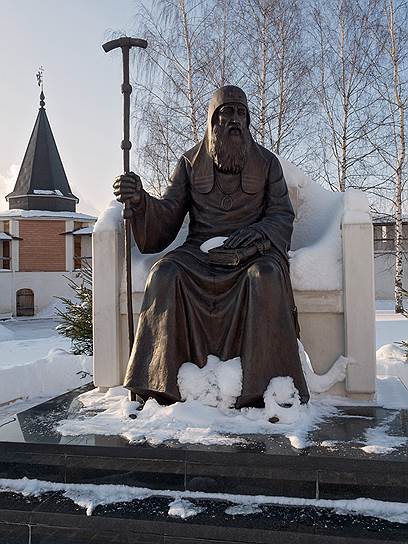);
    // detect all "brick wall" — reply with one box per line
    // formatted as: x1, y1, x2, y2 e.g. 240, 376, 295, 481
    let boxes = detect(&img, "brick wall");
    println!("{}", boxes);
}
19, 220, 66, 272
